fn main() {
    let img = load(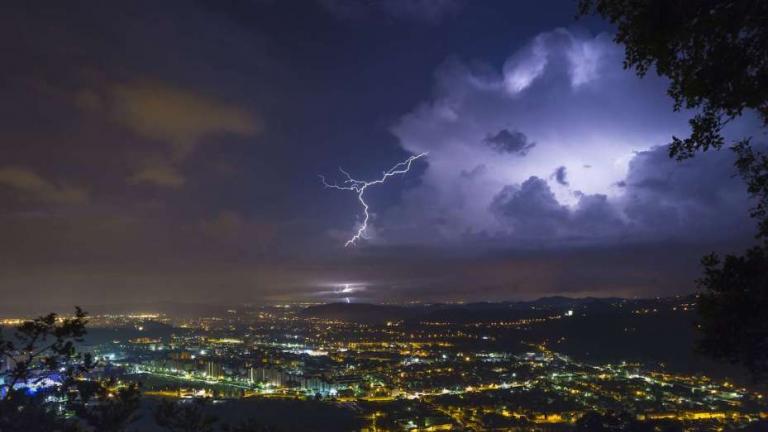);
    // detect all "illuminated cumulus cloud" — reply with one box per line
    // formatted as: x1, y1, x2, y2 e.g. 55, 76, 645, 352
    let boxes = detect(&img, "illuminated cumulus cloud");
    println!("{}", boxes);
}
0, 166, 88, 205
490, 176, 624, 243
383, 28, 754, 246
